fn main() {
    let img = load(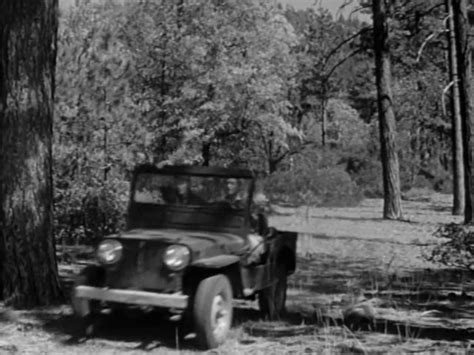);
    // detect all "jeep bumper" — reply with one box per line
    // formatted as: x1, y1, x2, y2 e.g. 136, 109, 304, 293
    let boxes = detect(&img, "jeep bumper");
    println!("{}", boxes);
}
74, 286, 189, 311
